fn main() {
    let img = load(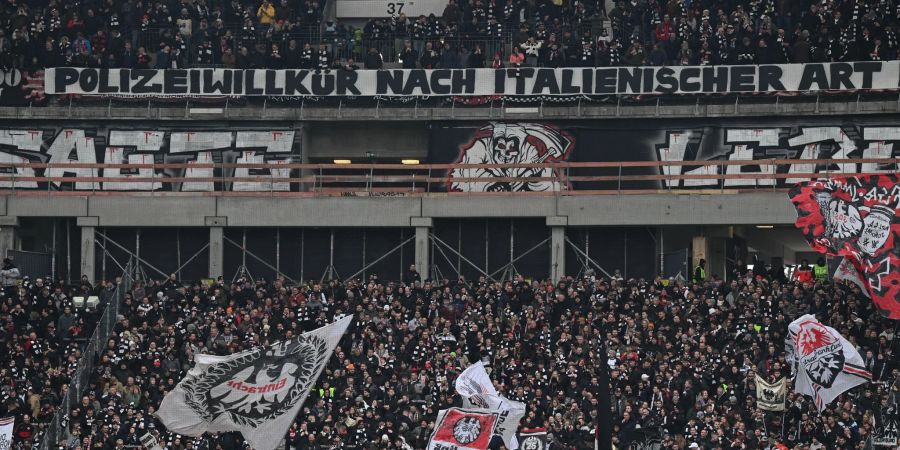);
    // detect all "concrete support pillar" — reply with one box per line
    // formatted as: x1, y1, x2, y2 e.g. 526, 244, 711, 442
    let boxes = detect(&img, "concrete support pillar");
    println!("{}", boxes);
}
691, 236, 709, 277
693, 228, 731, 280
411, 217, 432, 280
0, 216, 17, 262
76, 217, 98, 283
298, 126, 312, 192
206, 217, 227, 279
547, 216, 567, 282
